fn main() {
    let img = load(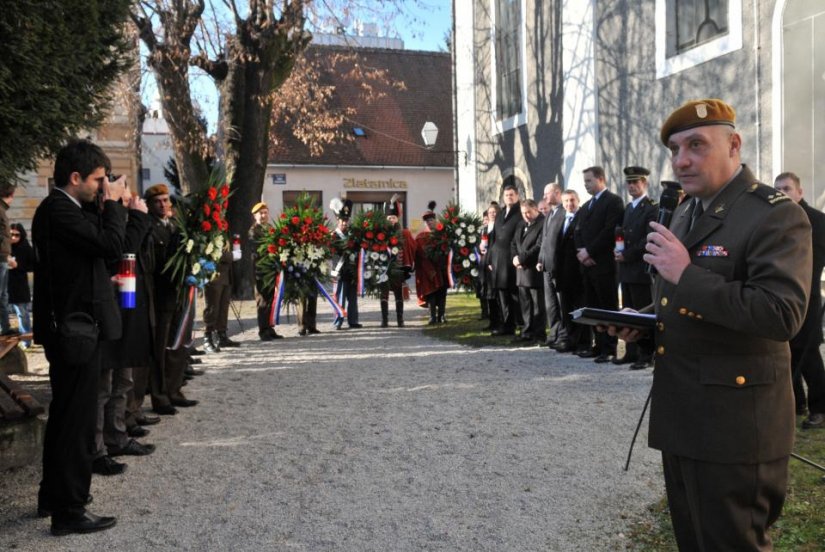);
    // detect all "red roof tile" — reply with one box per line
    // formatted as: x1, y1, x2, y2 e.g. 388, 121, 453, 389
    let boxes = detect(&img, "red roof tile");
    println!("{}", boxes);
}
269, 46, 454, 168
